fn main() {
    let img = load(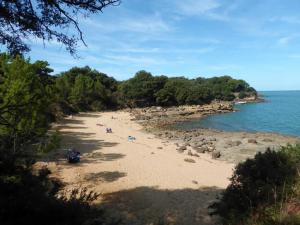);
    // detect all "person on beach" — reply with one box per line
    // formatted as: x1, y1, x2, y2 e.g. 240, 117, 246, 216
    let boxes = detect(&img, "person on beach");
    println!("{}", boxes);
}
128, 136, 136, 141
67, 148, 80, 163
